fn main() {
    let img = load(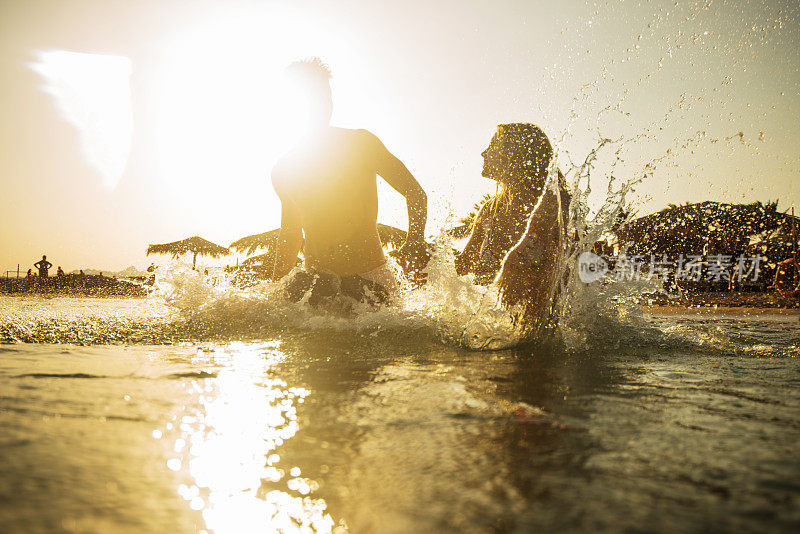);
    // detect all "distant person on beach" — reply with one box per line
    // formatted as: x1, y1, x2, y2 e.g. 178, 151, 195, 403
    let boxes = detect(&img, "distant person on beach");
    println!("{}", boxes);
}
774, 257, 800, 298
57, 266, 64, 277
272, 58, 428, 305
26, 269, 33, 281
455, 123, 570, 326
33, 255, 52, 278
